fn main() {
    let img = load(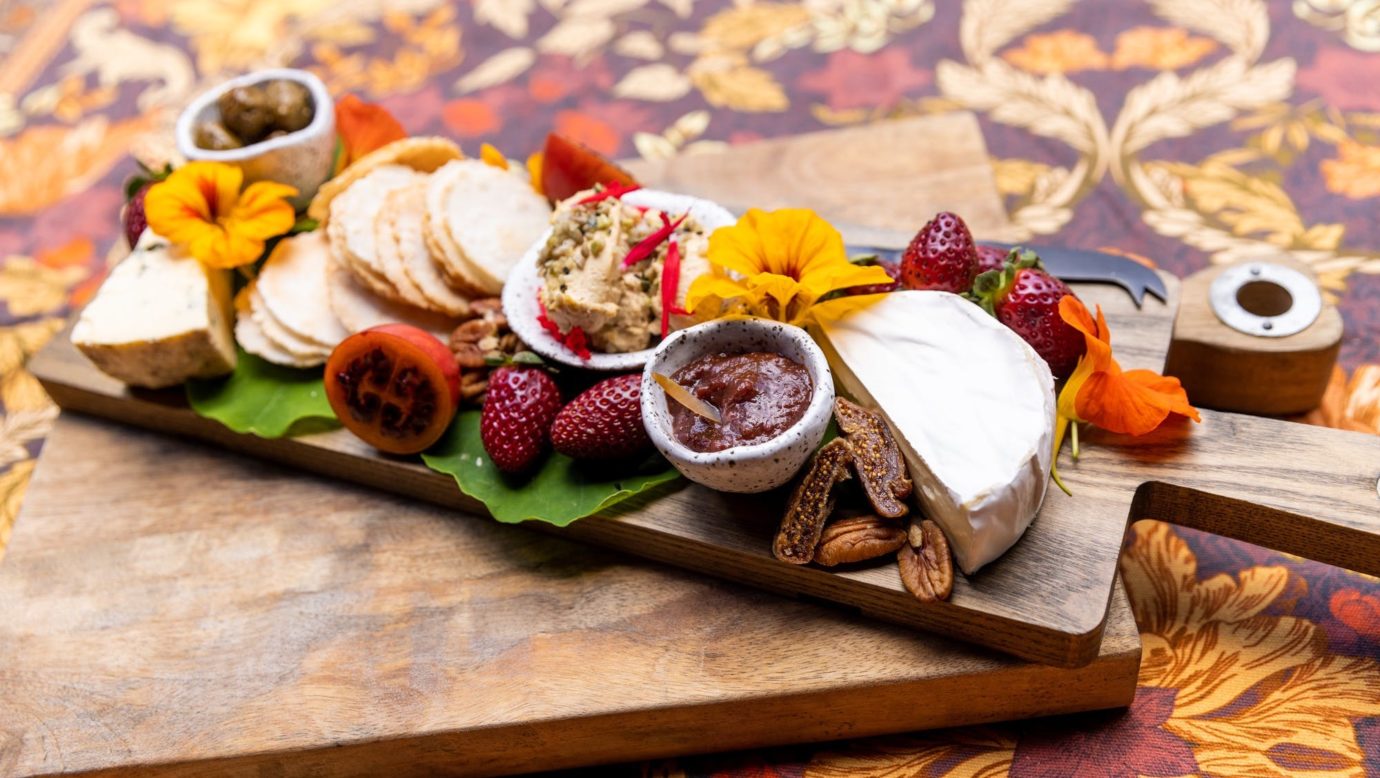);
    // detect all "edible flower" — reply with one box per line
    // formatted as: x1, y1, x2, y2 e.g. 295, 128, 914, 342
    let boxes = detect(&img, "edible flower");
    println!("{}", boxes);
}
1051, 295, 1201, 493
684, 208, 893, 325
622, 211, 687, 268
578, 181, 641, 205
335, 94, 406, 169
144, 161, 297, 269
537, 299, 592, 360
479, 143, 509, 170
661, 238, 684, 338
526, 151, 545, 197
